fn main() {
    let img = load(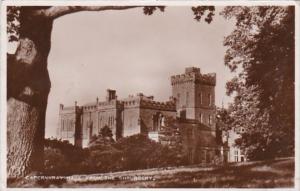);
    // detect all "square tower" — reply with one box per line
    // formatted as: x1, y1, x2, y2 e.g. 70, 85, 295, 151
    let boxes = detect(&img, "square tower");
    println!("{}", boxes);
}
171, 67, 216, 130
